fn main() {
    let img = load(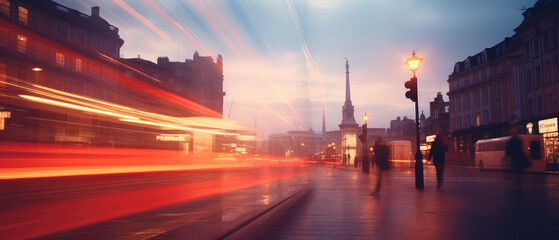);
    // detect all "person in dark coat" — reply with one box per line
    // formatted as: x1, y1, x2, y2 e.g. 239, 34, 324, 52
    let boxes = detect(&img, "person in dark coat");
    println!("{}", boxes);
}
505, 127, 530, 172
429, 132, 448, 189
372, 138, 390, 194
